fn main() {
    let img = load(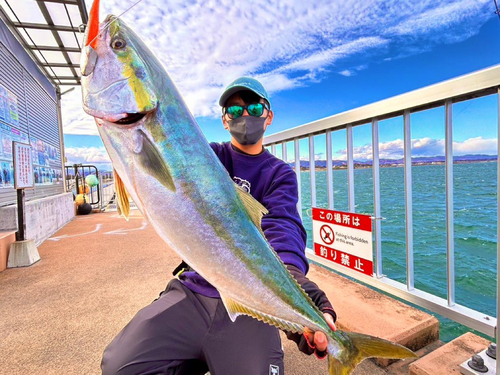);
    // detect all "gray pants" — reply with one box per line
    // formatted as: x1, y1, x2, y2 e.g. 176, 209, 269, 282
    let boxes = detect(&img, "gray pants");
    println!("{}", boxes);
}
101, 279, 284, 375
